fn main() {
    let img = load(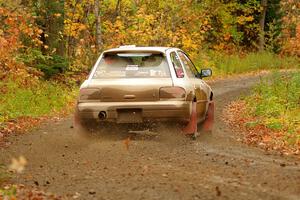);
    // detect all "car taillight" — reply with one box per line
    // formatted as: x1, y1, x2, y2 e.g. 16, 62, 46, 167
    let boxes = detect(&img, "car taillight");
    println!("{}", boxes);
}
79, 88, 101, 101
159, 87, 186, 99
